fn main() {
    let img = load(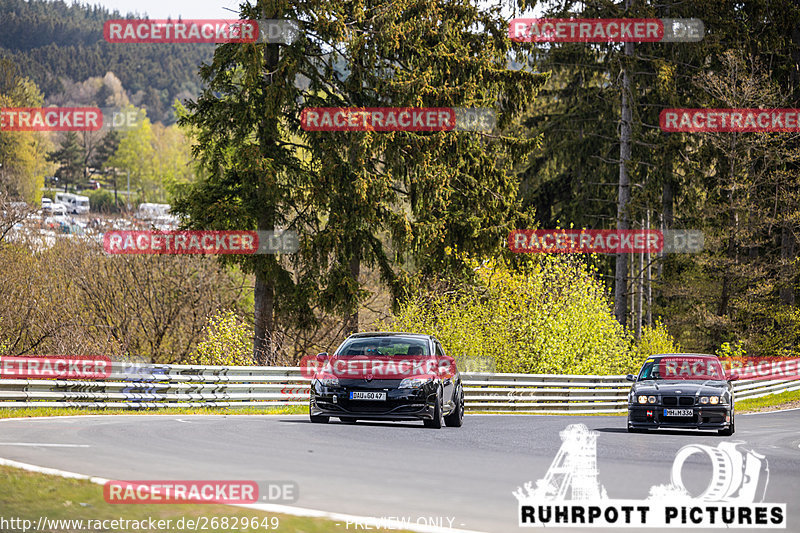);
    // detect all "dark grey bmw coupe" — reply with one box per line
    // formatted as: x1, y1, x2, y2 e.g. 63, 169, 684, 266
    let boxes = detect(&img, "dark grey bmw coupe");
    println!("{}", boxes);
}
626, 353, 736, 435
